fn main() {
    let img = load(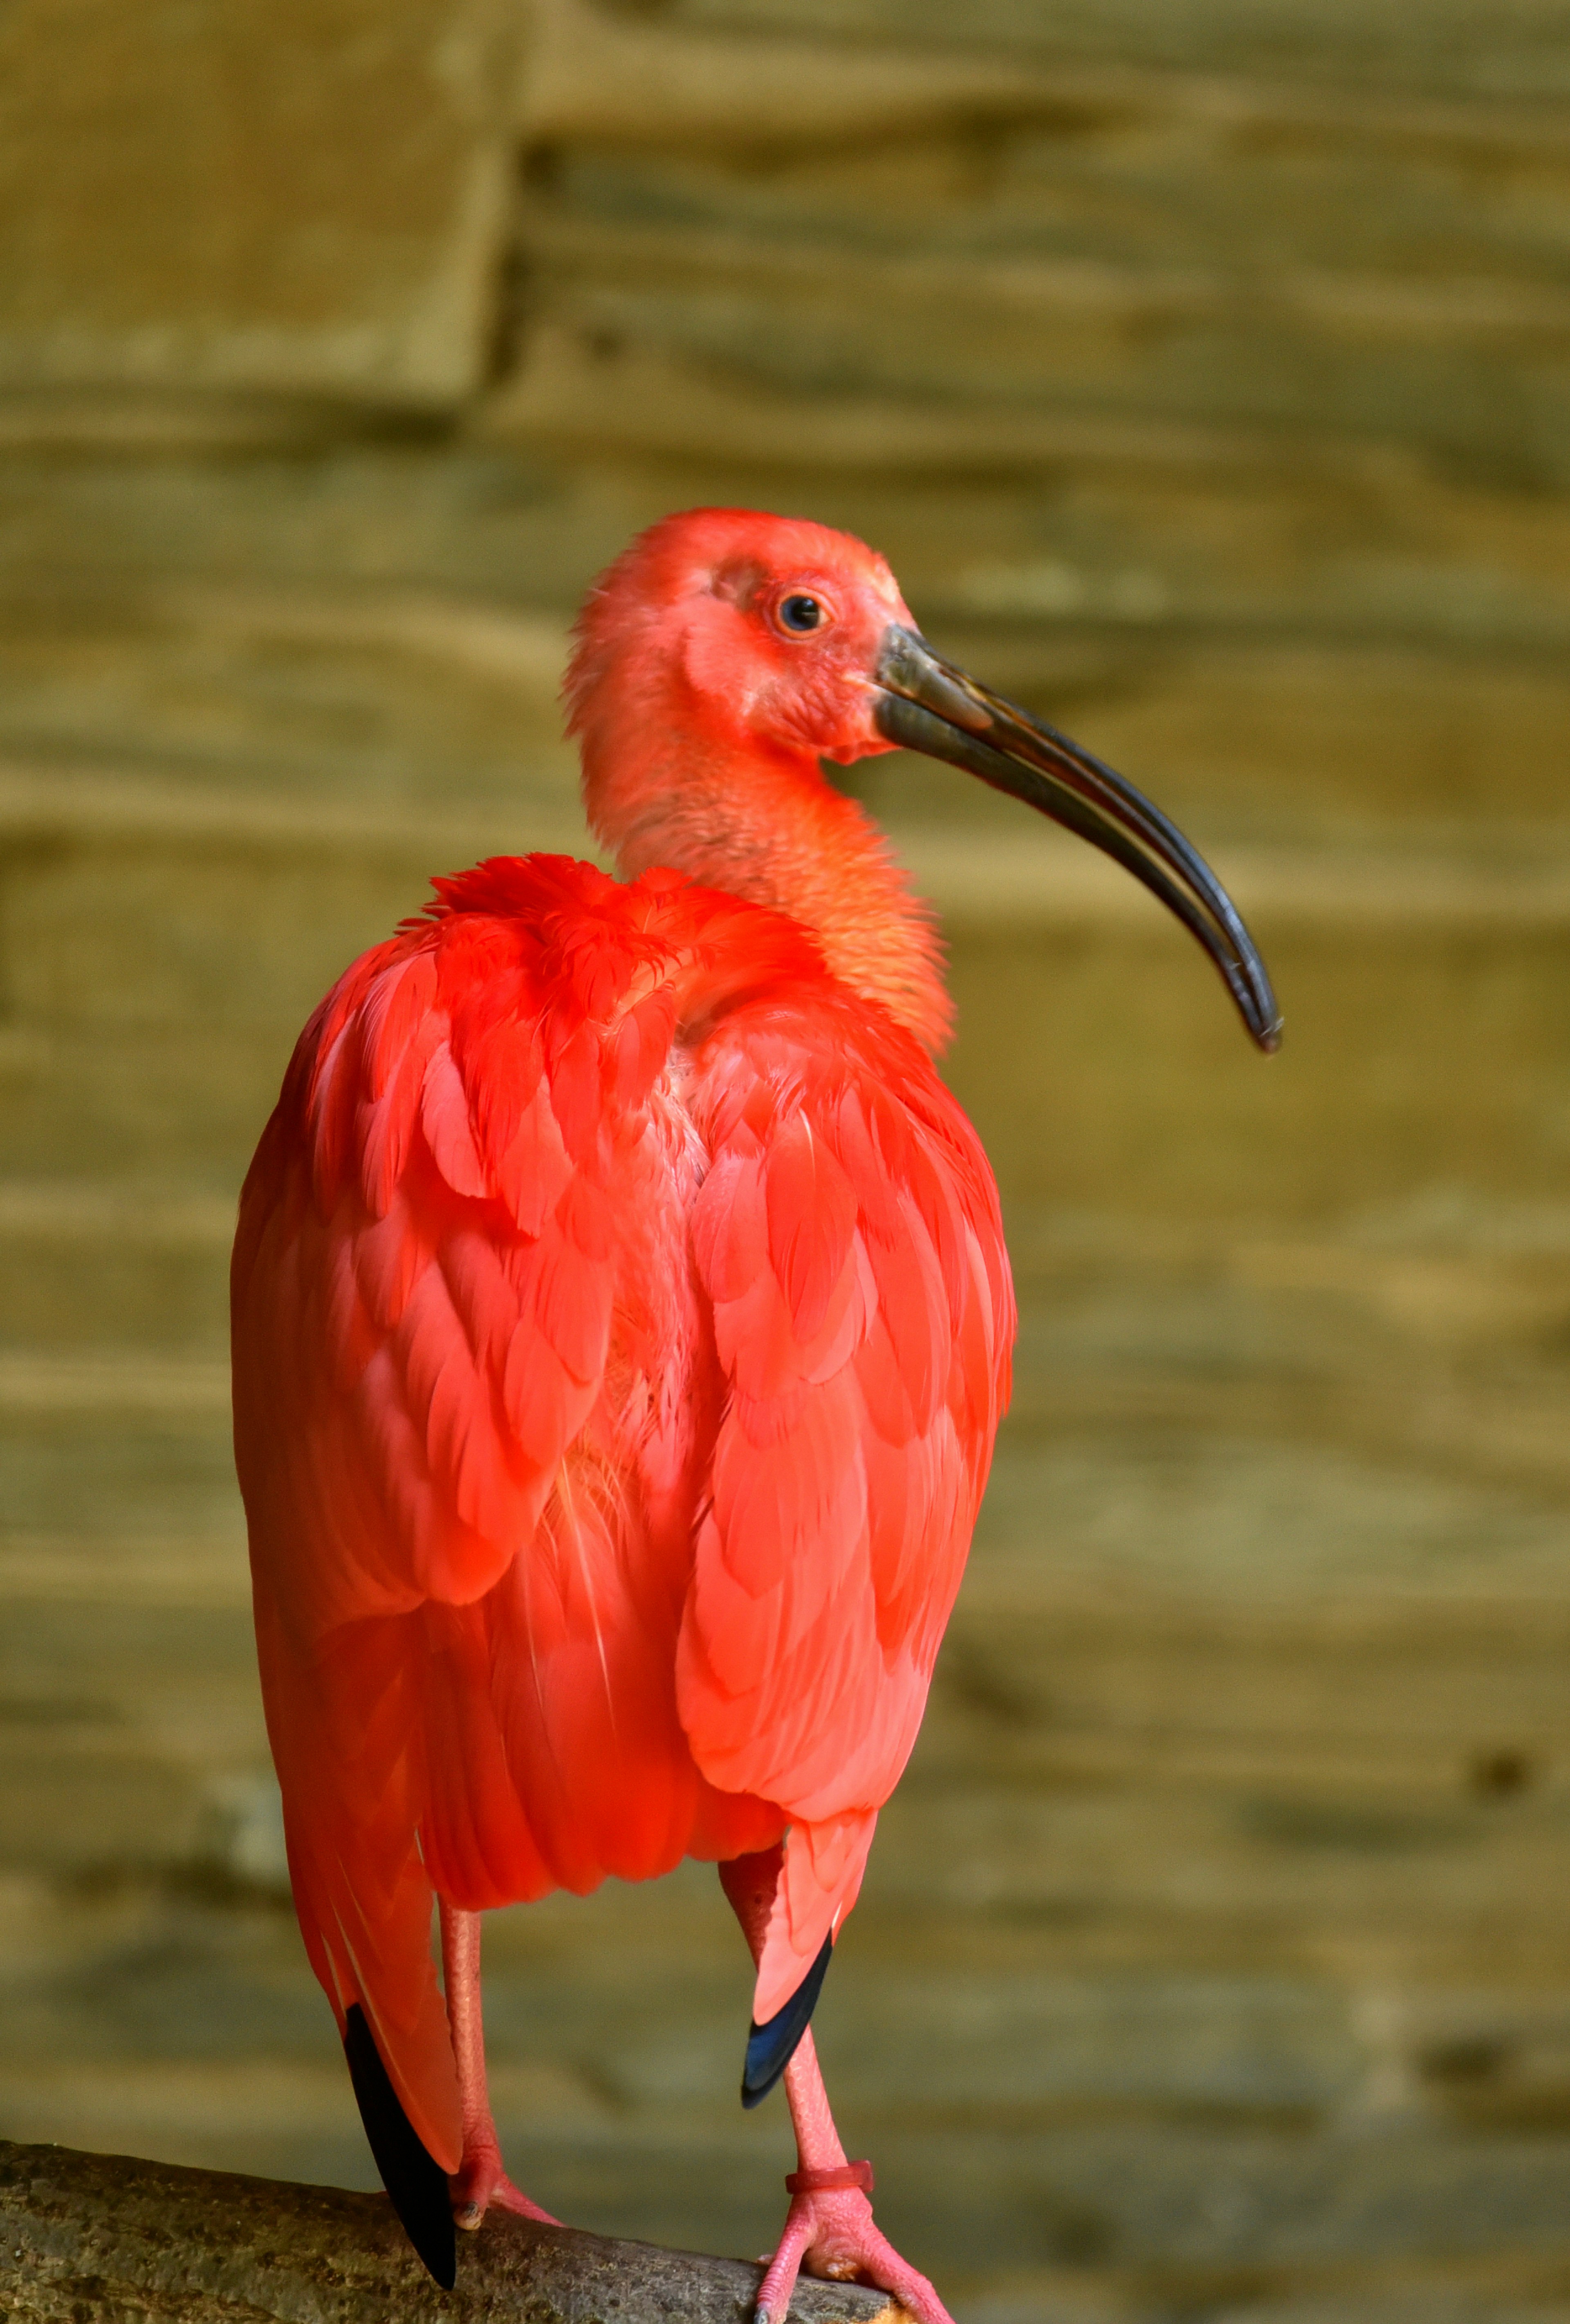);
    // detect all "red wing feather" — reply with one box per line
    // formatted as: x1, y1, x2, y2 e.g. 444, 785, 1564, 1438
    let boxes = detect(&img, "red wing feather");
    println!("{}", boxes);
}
233, 861, 776, 2169
234, 858, 1015, 2149
677, 996, 1014, 2018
